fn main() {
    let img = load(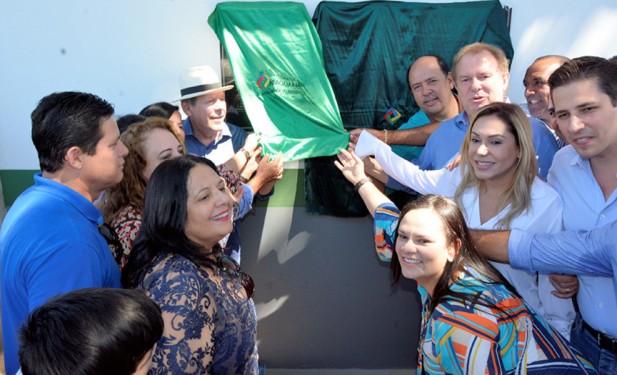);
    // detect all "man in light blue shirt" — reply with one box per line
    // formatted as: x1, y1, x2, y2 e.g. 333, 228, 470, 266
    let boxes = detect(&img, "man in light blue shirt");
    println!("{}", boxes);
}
475, 56, 617, 374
